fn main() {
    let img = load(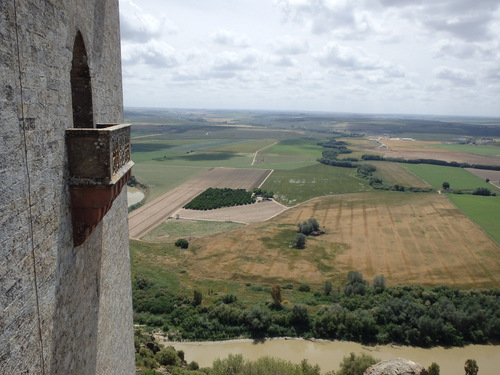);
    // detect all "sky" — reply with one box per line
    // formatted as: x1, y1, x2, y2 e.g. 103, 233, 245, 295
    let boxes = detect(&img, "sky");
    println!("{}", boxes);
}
118, 0, 500, 117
